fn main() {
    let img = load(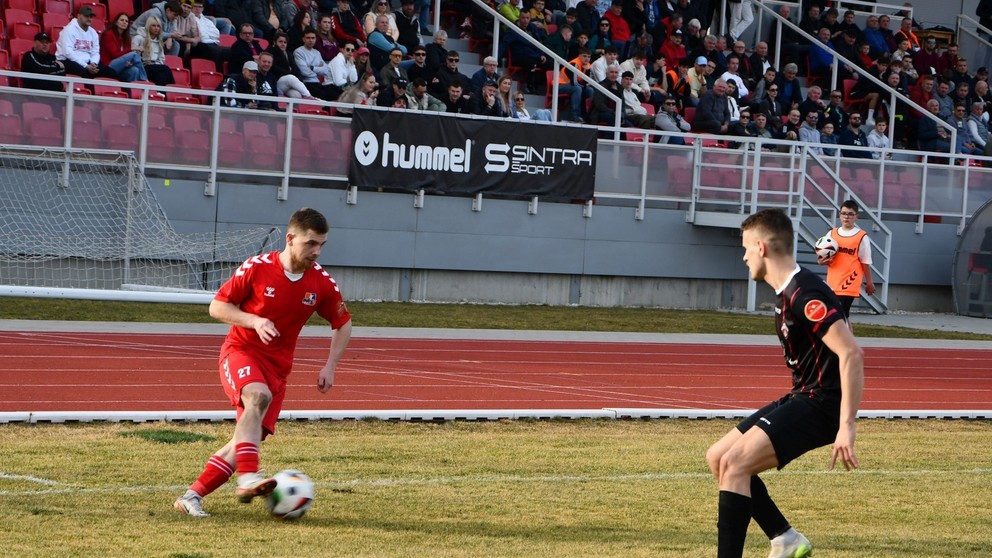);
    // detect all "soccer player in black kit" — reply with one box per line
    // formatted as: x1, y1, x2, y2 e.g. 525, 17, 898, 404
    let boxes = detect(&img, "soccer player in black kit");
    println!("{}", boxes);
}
705, 209, 865, 558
